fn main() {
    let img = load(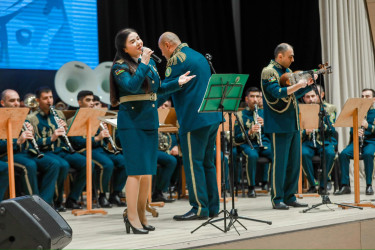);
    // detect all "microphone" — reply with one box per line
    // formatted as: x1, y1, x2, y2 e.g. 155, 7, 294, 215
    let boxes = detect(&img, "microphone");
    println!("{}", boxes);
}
143, 47, 162, 63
